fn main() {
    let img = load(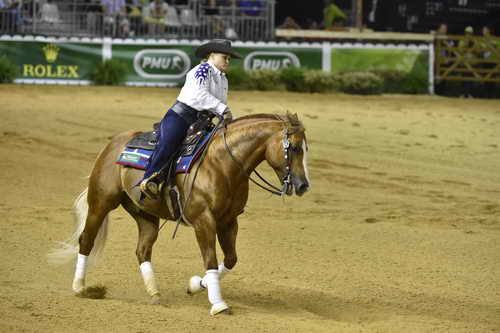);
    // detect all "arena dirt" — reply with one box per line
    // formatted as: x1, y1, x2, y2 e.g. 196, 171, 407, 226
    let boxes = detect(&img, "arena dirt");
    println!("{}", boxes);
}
1, 85, 499, 332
